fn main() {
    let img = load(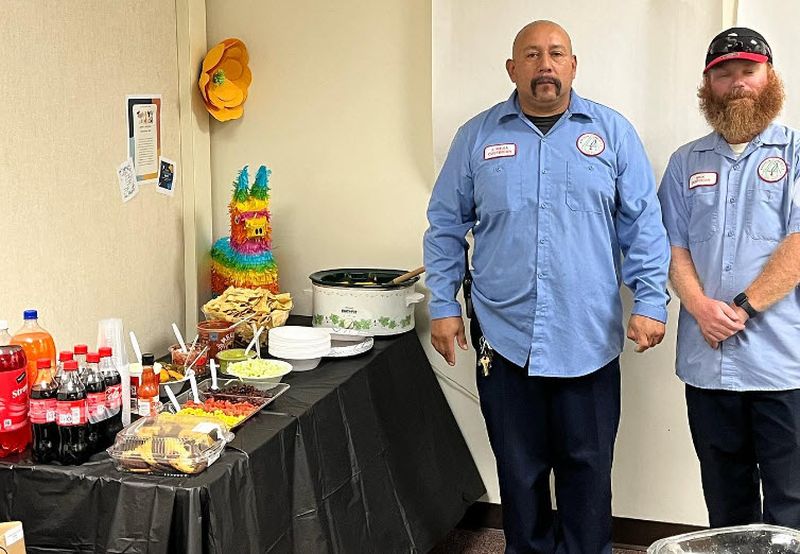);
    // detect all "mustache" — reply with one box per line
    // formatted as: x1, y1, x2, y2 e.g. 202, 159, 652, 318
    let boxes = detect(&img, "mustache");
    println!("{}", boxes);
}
724, 88, 757, 102
530, 76, 562, 97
